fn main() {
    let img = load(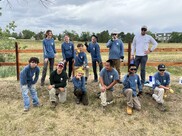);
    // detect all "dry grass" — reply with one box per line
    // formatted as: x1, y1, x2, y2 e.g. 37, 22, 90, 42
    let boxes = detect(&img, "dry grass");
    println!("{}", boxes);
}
0, 75, 182, 136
